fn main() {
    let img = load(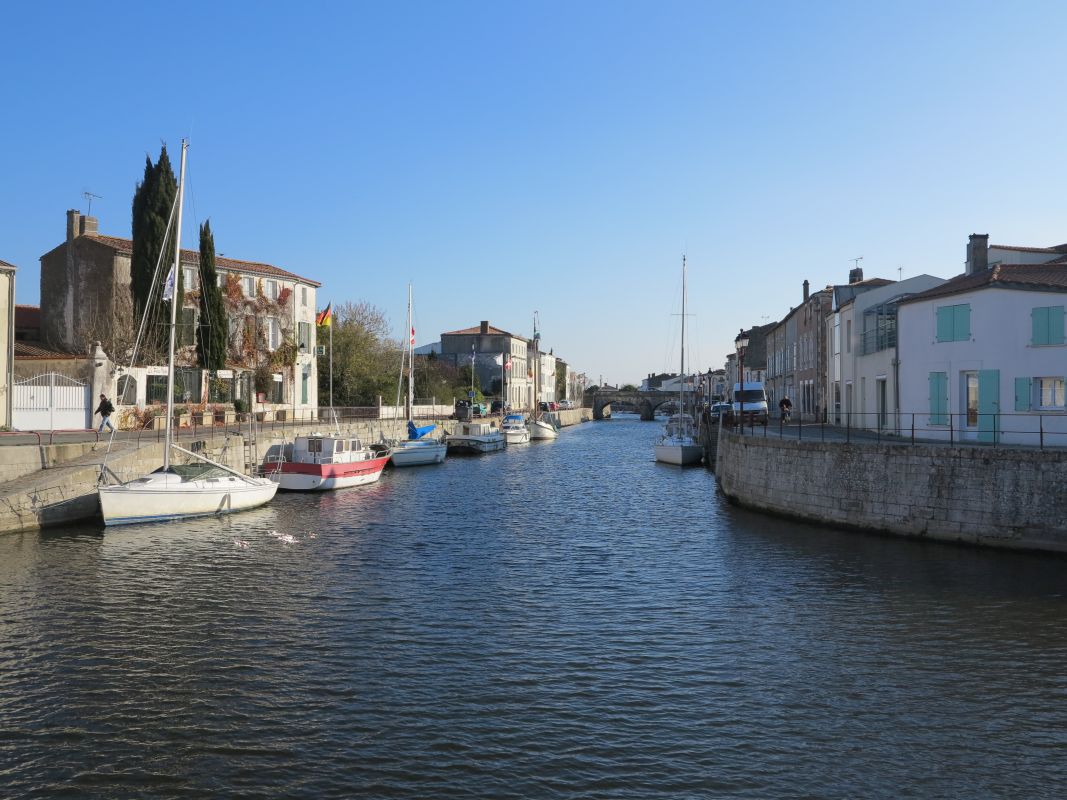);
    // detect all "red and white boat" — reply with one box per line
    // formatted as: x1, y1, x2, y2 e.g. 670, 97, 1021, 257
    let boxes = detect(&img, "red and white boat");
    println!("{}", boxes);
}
274, 433, 391, 491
